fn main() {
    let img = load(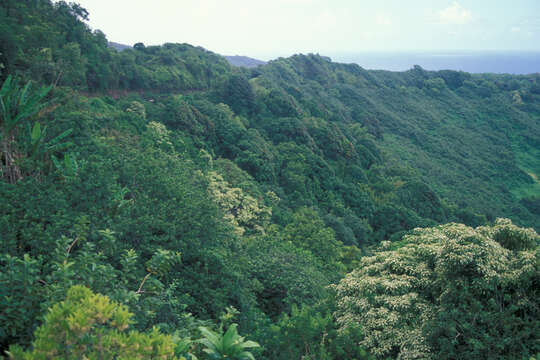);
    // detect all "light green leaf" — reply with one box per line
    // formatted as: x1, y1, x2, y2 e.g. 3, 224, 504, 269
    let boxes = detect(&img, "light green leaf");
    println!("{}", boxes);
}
31, 122, 41, 143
